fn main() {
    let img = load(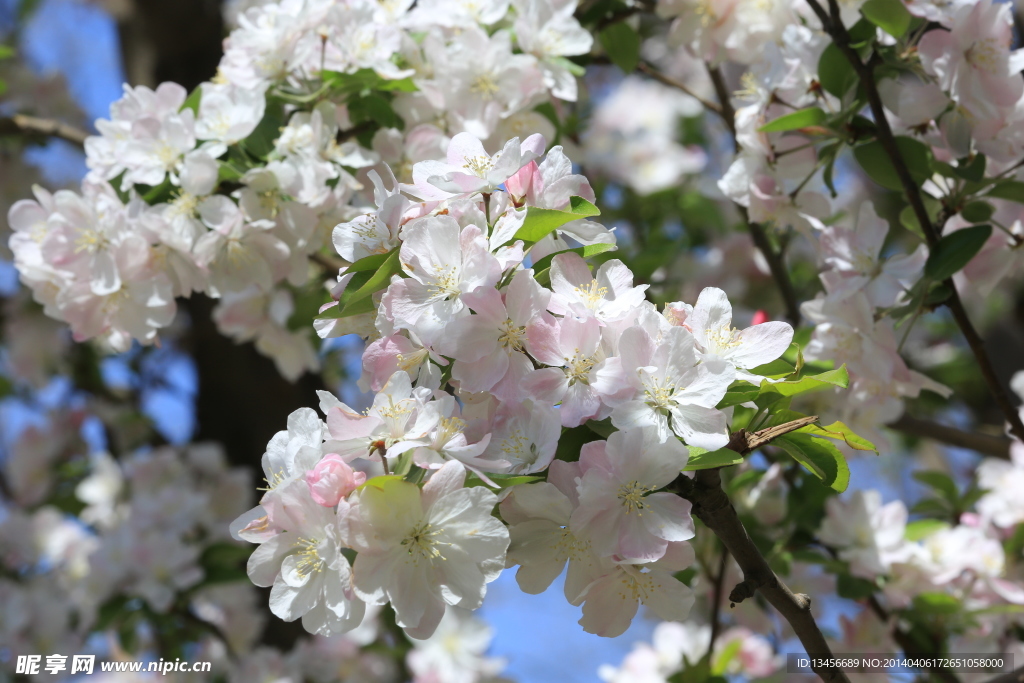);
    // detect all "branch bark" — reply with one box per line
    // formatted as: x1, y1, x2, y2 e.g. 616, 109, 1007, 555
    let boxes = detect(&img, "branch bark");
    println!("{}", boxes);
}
669, 417, 850, 683
0, 114, 89, 147
888, 415, 1012, 459
804, 0, 1024, 444
705, 65, 803, 326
